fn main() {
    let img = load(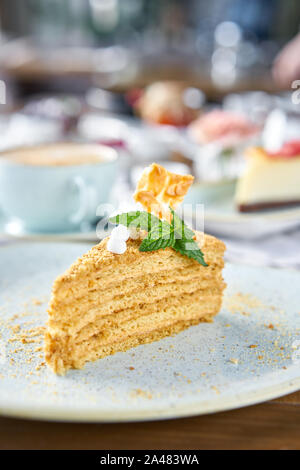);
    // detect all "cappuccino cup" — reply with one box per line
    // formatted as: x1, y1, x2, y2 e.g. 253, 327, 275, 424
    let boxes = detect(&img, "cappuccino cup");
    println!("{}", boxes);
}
0, 142, 118, 232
